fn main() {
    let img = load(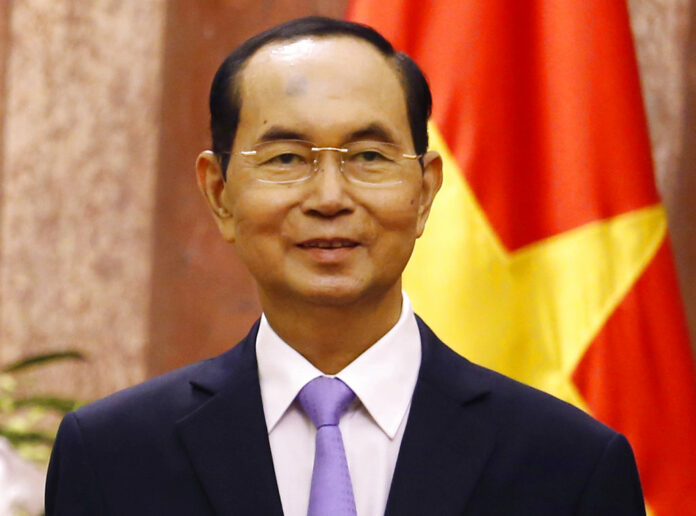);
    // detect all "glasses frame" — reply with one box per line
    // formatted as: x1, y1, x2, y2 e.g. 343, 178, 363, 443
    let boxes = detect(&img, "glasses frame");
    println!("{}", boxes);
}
223, 139, 424, 185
